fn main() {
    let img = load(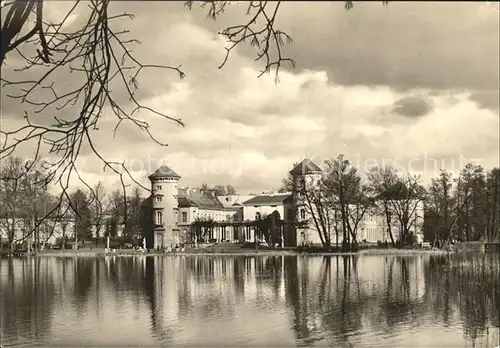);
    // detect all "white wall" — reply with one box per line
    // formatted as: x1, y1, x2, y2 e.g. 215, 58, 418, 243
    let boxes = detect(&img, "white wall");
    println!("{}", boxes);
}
296, 200, 425, 246
151, 176, 179, 248
243, 205, 285, 221
178, 207, 240, 225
